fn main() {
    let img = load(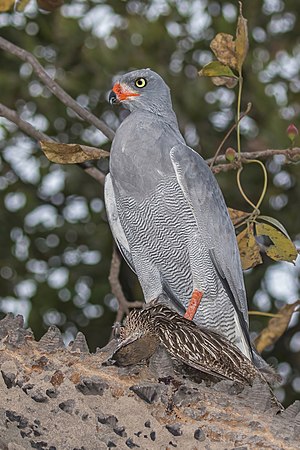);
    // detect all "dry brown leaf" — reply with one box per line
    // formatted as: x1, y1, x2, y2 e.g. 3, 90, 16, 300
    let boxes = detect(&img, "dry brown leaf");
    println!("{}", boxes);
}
228, 207, 251, 226
235, 2, 248, 70
237, 224, 262, 270
40, 141, 109, 164
256, 222, 298, 263
211, 76, 238, 89
254, 300, 300, 353
210, 33, 238, 70
0, 0, 15, 11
